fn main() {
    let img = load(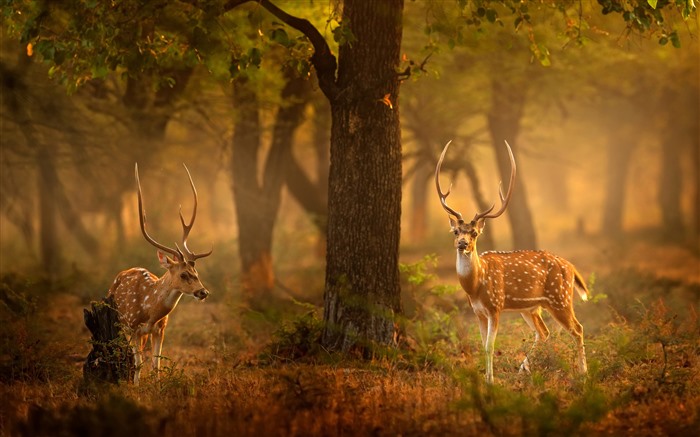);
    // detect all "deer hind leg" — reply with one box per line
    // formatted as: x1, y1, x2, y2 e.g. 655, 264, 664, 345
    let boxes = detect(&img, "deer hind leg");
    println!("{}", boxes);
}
519, 309, 550, 373
549, 307, 587, 374
484, 314, 500, 384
